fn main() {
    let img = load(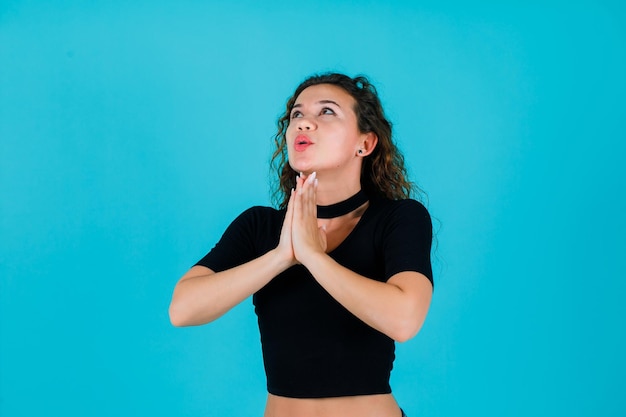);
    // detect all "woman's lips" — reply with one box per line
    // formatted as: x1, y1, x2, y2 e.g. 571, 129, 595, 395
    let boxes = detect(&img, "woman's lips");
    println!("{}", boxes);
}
294, 135, 313, 152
